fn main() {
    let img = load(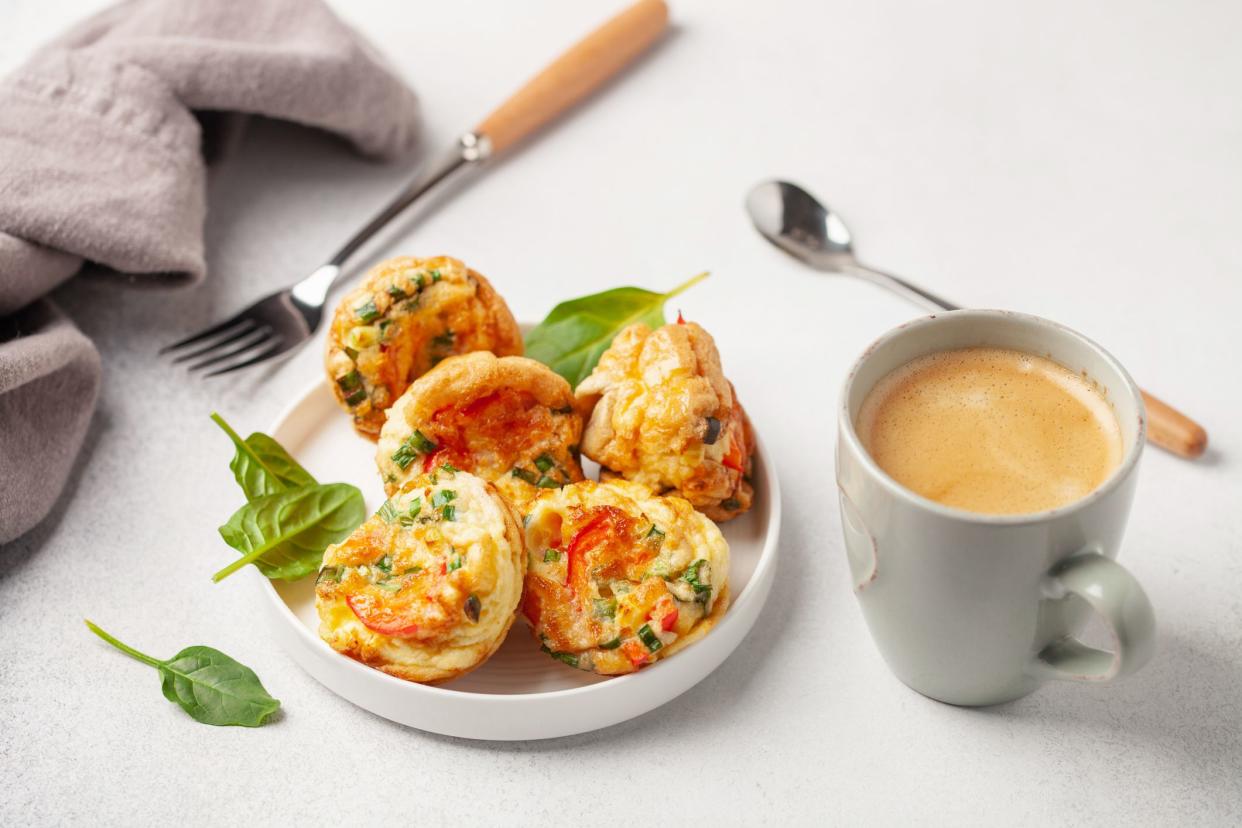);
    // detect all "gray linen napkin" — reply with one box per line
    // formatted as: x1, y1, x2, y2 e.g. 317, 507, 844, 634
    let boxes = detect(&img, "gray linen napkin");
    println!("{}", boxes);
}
0, 0, 422, 543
